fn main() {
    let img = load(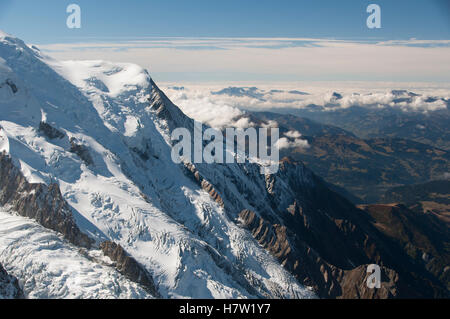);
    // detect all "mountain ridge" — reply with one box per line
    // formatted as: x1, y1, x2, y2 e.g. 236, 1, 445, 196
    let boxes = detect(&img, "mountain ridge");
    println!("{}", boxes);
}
0, 32, 448, 299
0, 31, 313, 299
